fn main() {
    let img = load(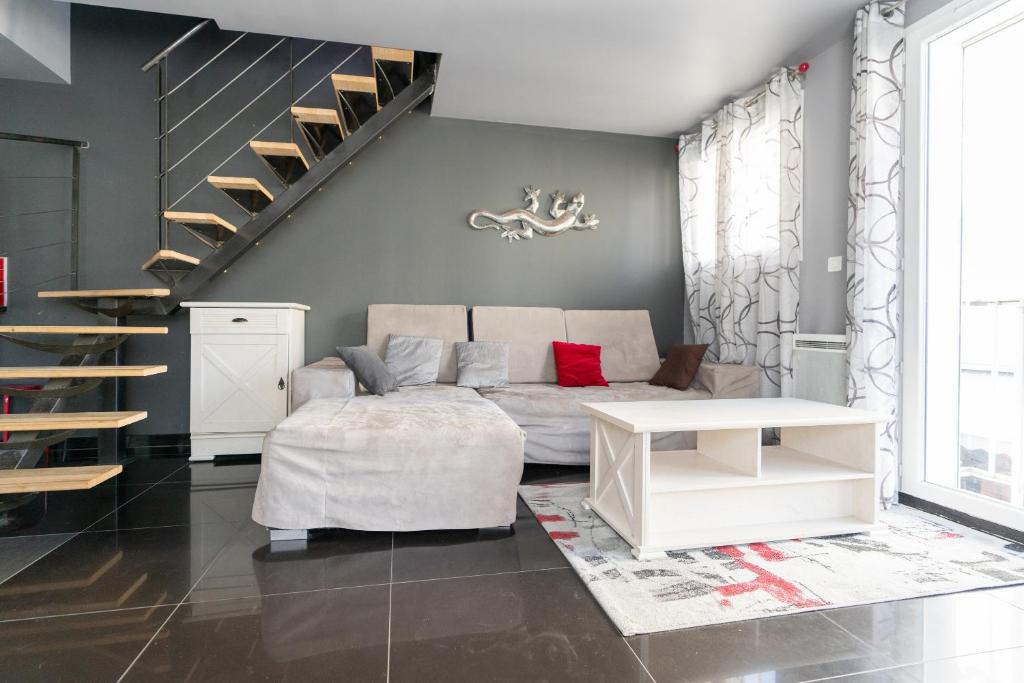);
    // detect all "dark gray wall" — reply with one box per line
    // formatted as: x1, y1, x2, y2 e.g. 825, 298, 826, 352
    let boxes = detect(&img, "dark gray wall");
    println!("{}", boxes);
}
0, 4, 682, 434
201, 112, 683, 351
0, 6, 197, 424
